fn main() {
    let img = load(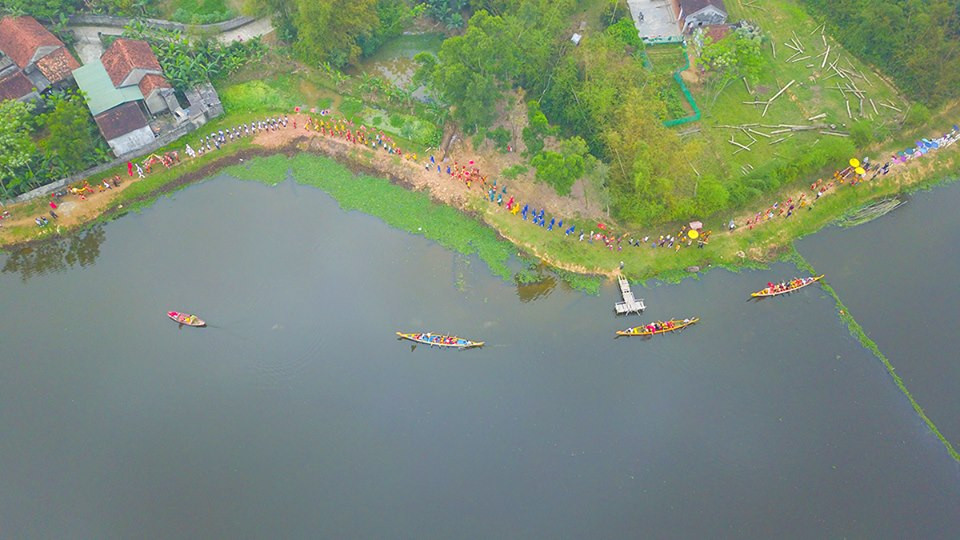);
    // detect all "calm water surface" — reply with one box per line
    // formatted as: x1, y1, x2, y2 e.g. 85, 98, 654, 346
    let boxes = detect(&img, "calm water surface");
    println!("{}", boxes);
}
2, 175, 959, 538
797, 180, 960, 448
